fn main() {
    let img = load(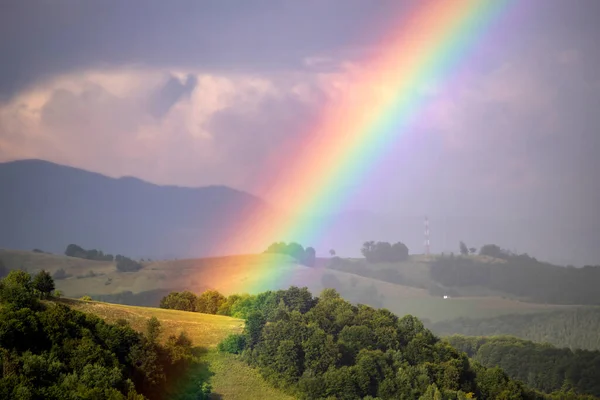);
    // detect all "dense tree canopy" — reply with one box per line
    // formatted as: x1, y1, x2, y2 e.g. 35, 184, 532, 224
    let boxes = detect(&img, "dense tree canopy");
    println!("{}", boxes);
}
429, 251, 600, 305
361, 241, 409, 263
428, 308, 600, 351
447, 335, 600, 397
264, 242, 317, 266
215, 286, 584, 400
65, 244, 115, 261
0, 271, 211, 399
